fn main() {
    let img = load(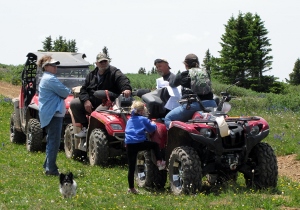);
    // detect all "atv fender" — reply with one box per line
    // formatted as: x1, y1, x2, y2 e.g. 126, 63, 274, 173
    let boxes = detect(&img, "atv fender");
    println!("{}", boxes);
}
12, 98, 22, 131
